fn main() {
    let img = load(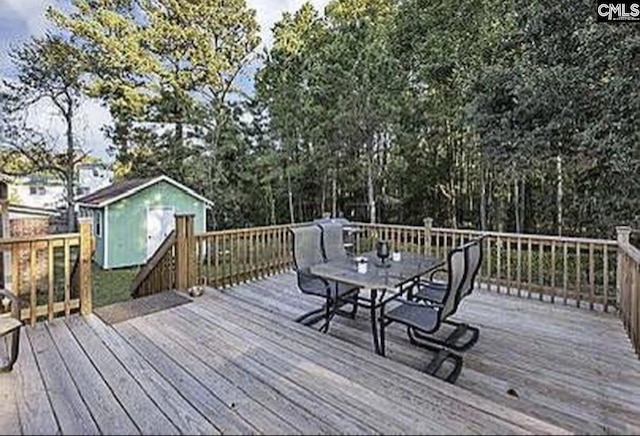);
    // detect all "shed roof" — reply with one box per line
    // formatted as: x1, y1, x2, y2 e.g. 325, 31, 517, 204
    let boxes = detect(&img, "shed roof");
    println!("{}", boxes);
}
76, 175, 213, 208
